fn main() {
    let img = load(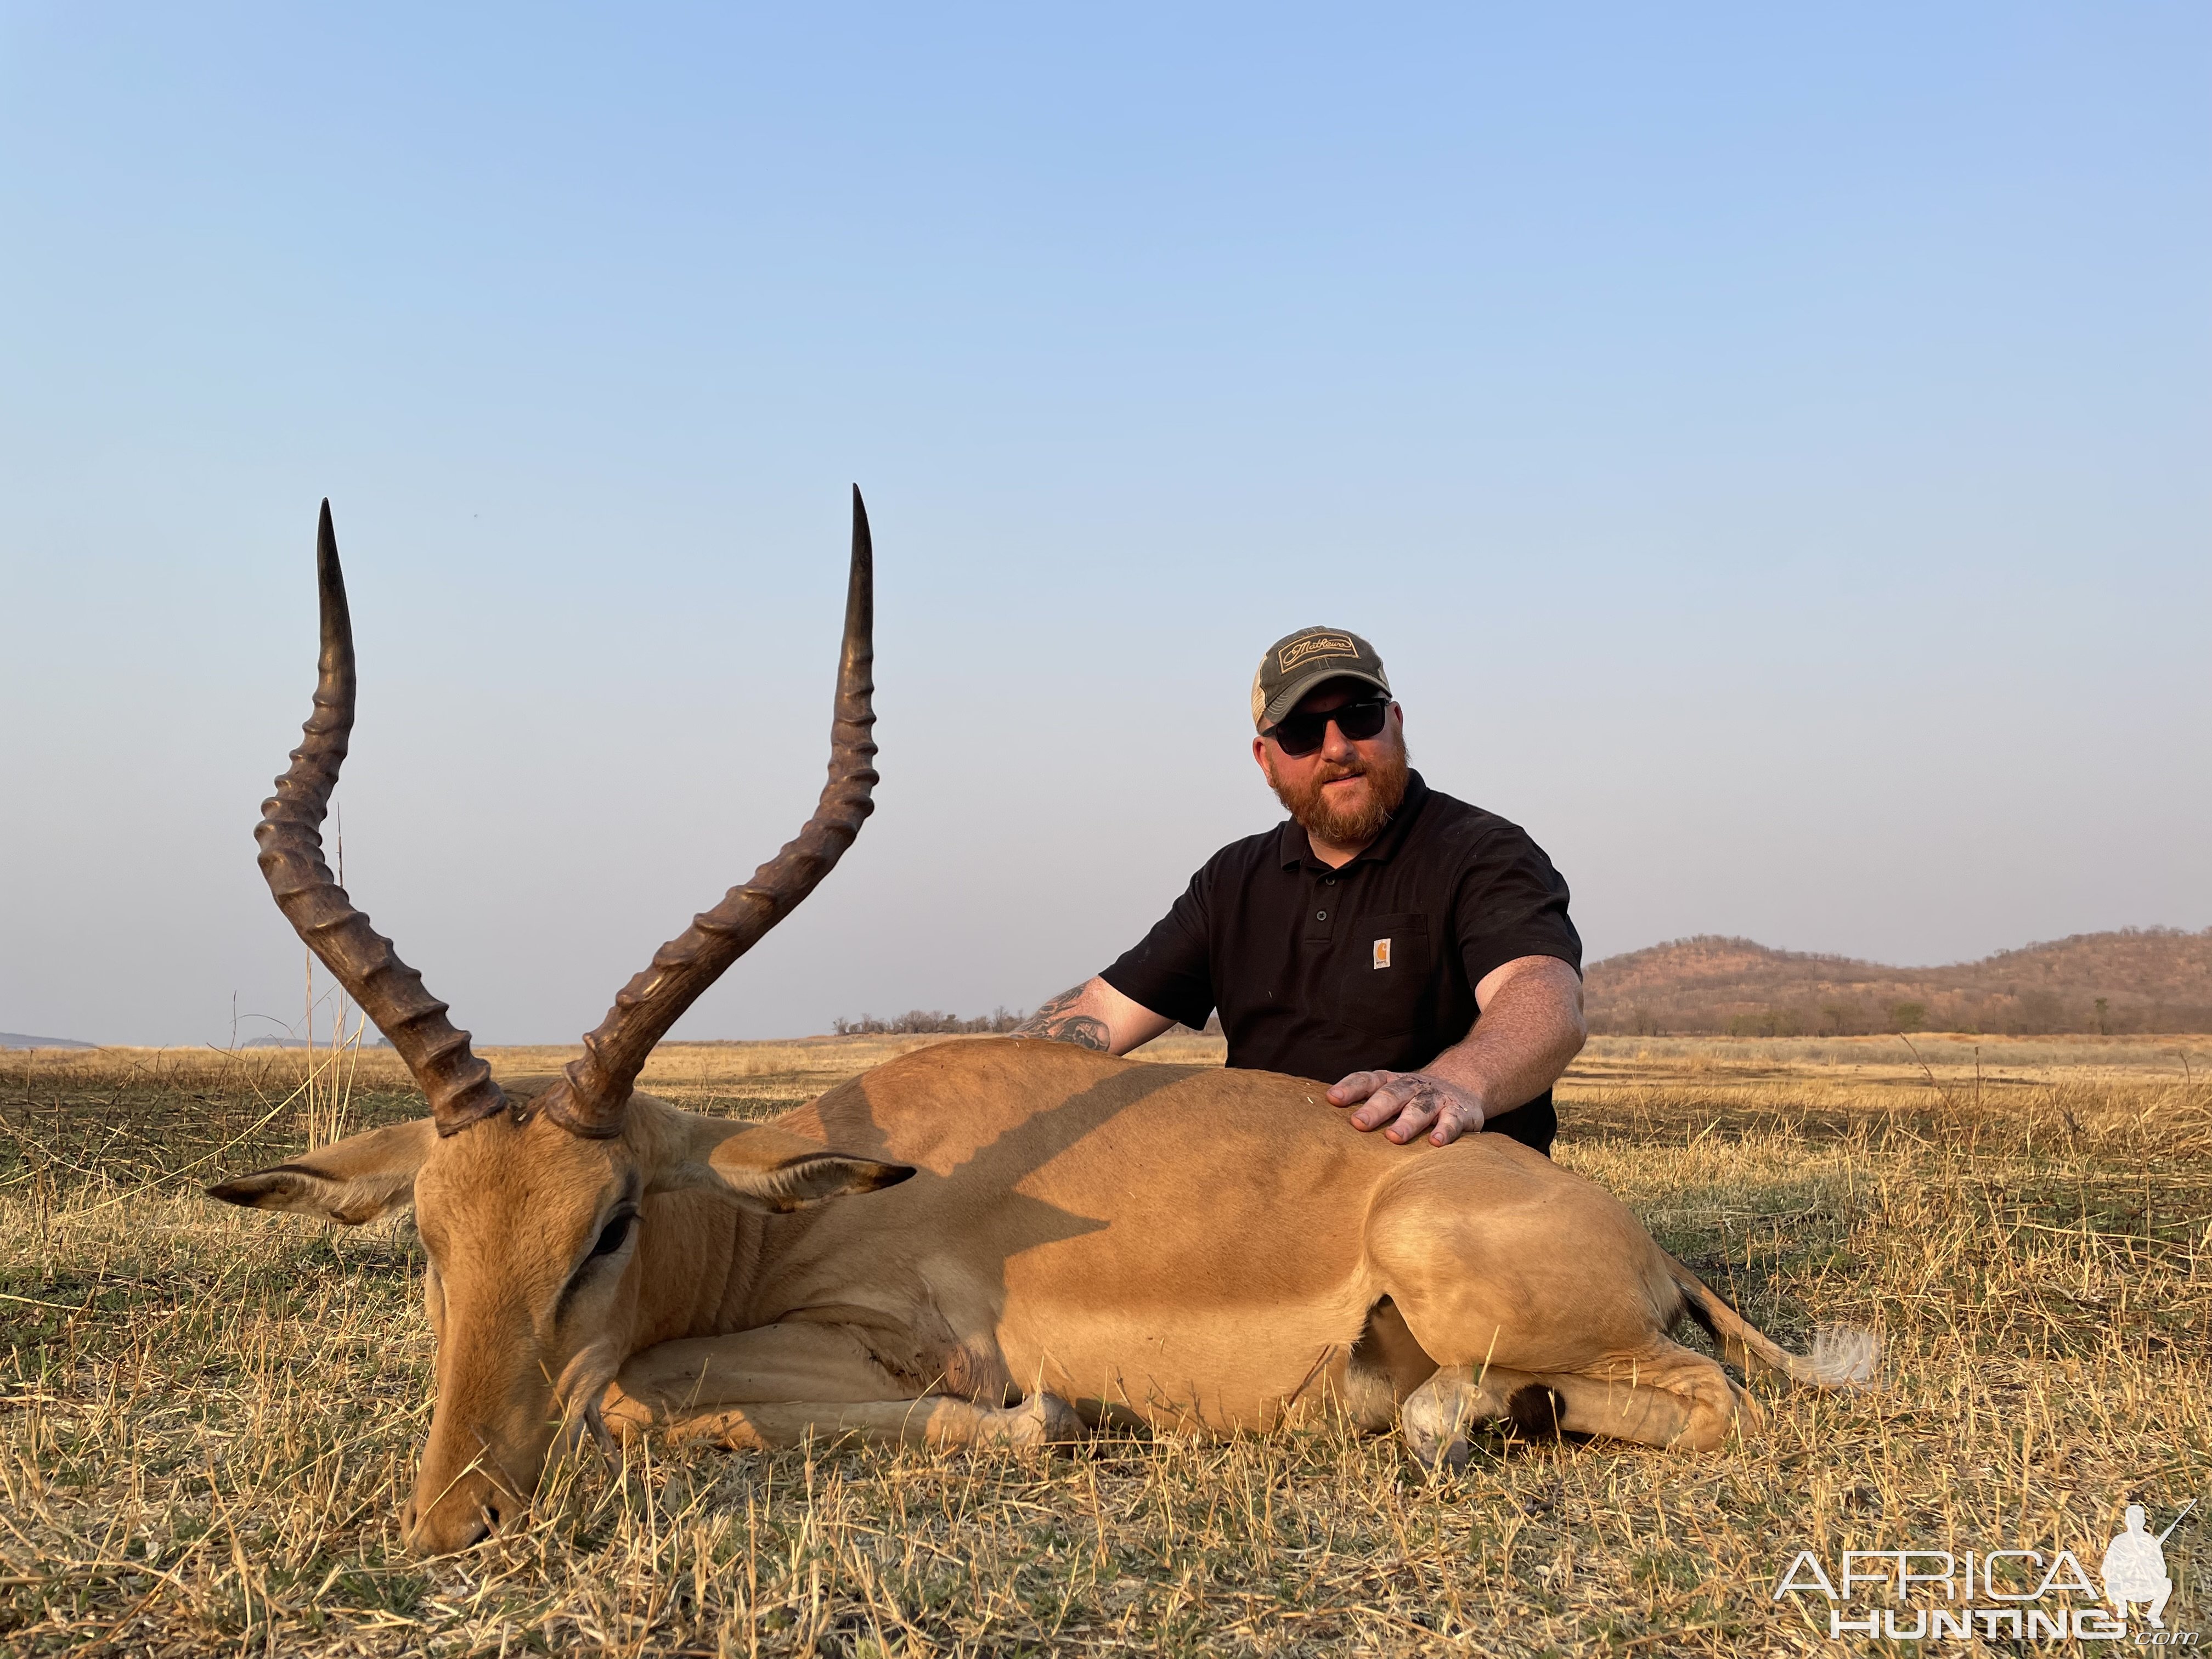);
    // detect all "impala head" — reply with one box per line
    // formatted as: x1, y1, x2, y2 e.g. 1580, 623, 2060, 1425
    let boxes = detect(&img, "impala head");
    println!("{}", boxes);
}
208, 491, 904, 1553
